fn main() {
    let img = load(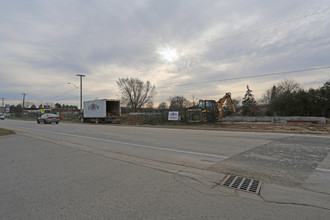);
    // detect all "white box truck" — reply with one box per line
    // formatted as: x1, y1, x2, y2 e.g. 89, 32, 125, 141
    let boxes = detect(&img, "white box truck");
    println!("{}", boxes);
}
83, 99, 120, 123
